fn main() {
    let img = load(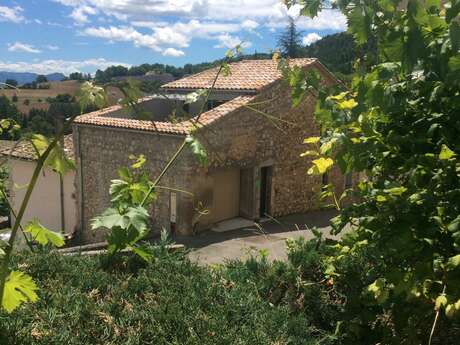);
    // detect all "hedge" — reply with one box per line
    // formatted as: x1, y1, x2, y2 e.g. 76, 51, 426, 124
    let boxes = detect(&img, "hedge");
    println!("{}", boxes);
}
0, 246, 338, 345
